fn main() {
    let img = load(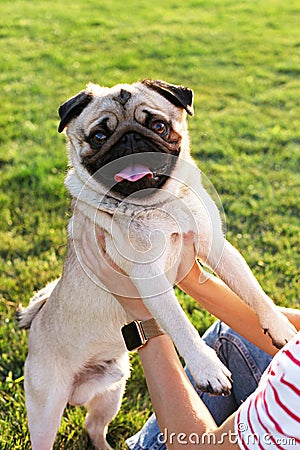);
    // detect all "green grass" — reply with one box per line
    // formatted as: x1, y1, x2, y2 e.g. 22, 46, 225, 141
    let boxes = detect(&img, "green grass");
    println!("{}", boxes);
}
1, 0, 299, 447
